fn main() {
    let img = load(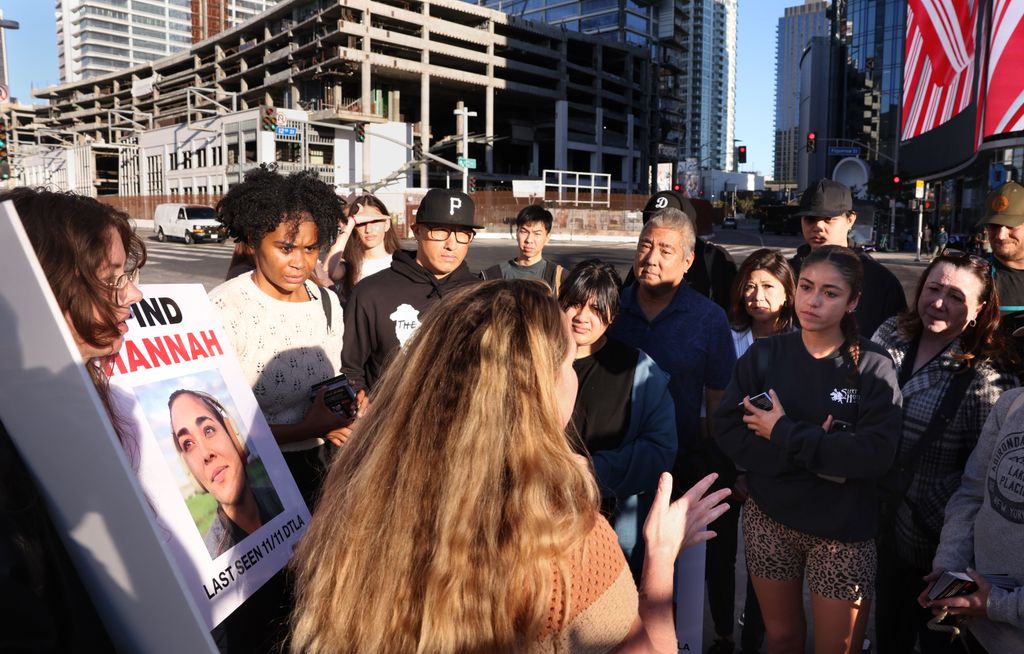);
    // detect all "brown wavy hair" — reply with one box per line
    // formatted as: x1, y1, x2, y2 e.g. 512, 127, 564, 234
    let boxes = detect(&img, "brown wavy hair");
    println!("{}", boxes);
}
896, 251, 1017, 369
728, 248, 796, 333
289, 279, 599, 653
800, 245, 863, 365
1, 187, 146, 448
341, 193, 400, 296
